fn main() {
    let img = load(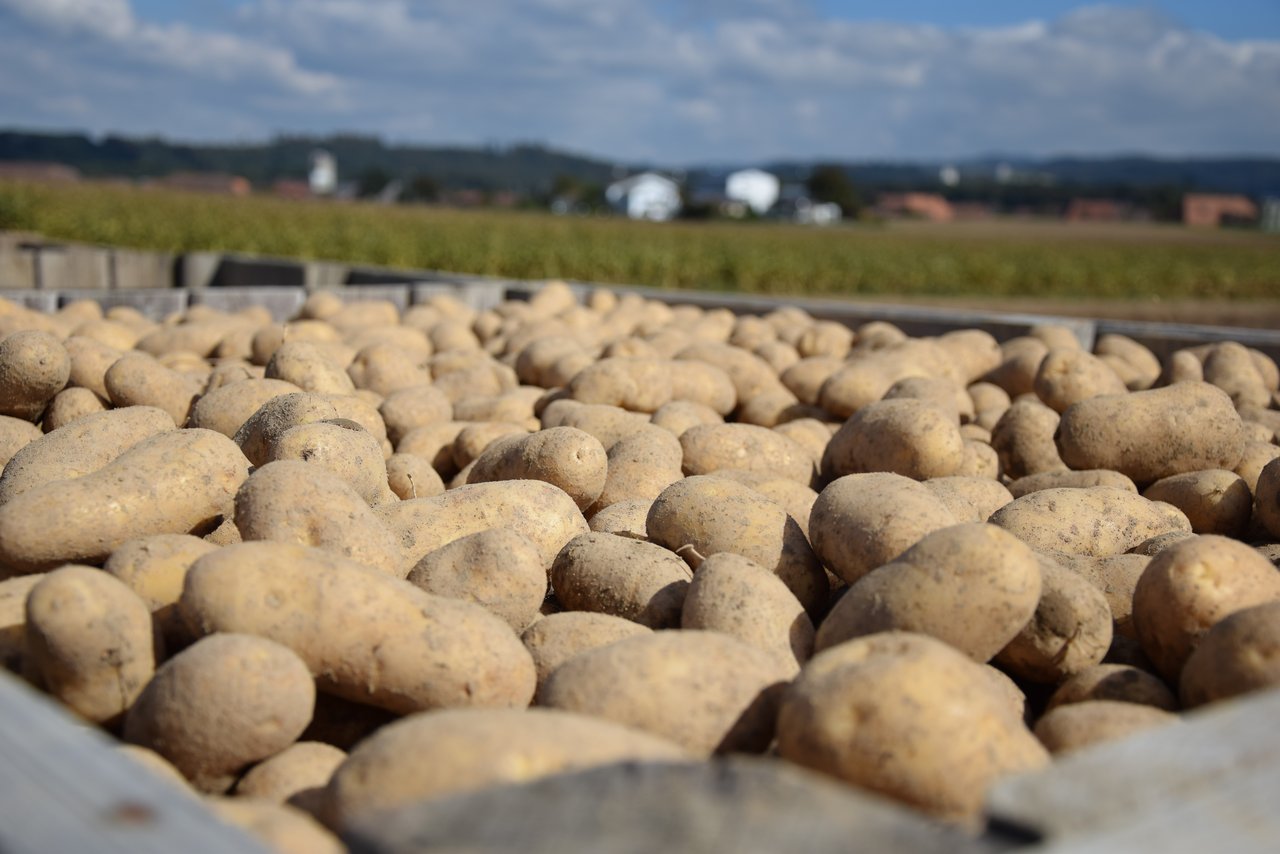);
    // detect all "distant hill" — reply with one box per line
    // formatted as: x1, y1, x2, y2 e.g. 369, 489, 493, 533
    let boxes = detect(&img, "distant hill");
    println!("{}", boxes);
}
3, 128, 1279, 201
0, 130, 620, 195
